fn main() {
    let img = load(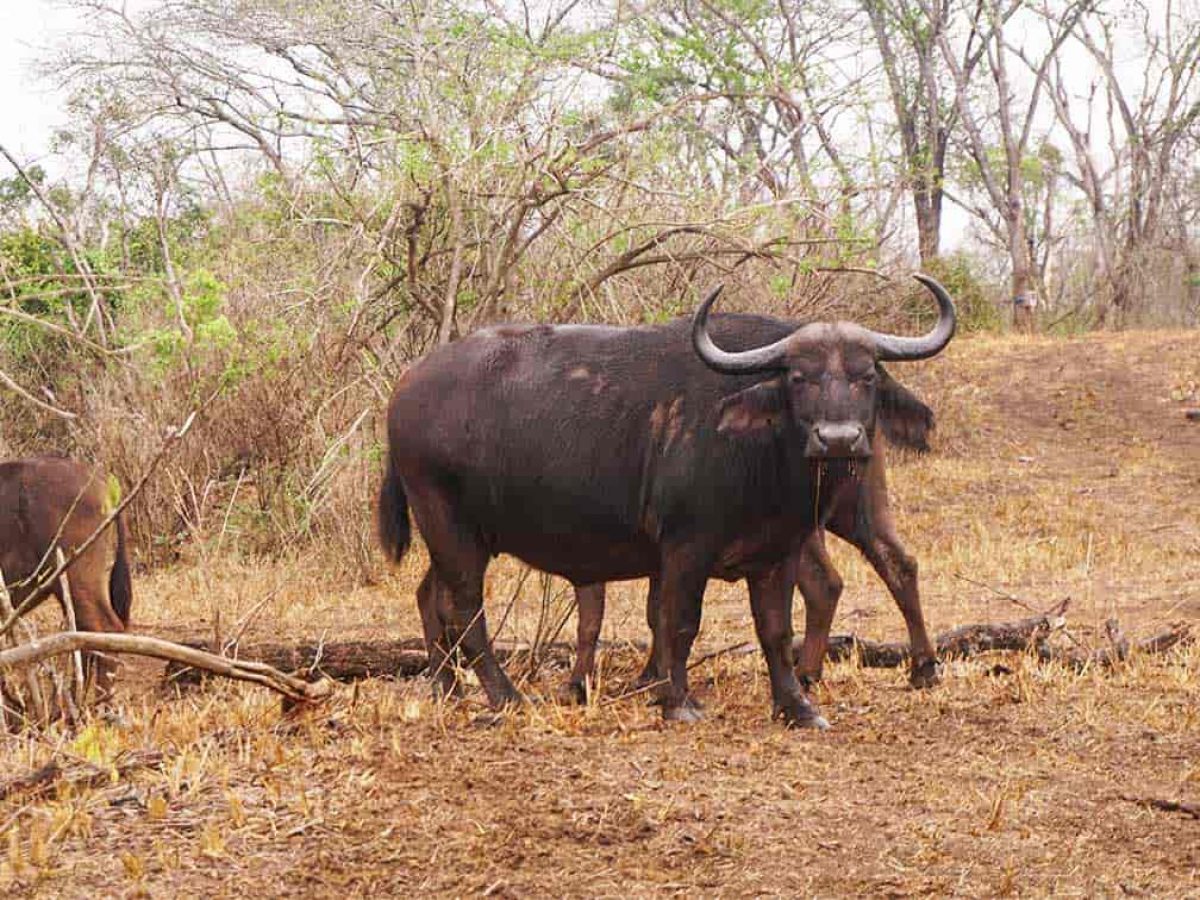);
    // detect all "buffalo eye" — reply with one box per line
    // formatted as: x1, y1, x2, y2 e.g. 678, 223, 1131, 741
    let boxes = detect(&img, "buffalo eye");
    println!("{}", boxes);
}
845, 369, 877, 385
788, 371, 819, 386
